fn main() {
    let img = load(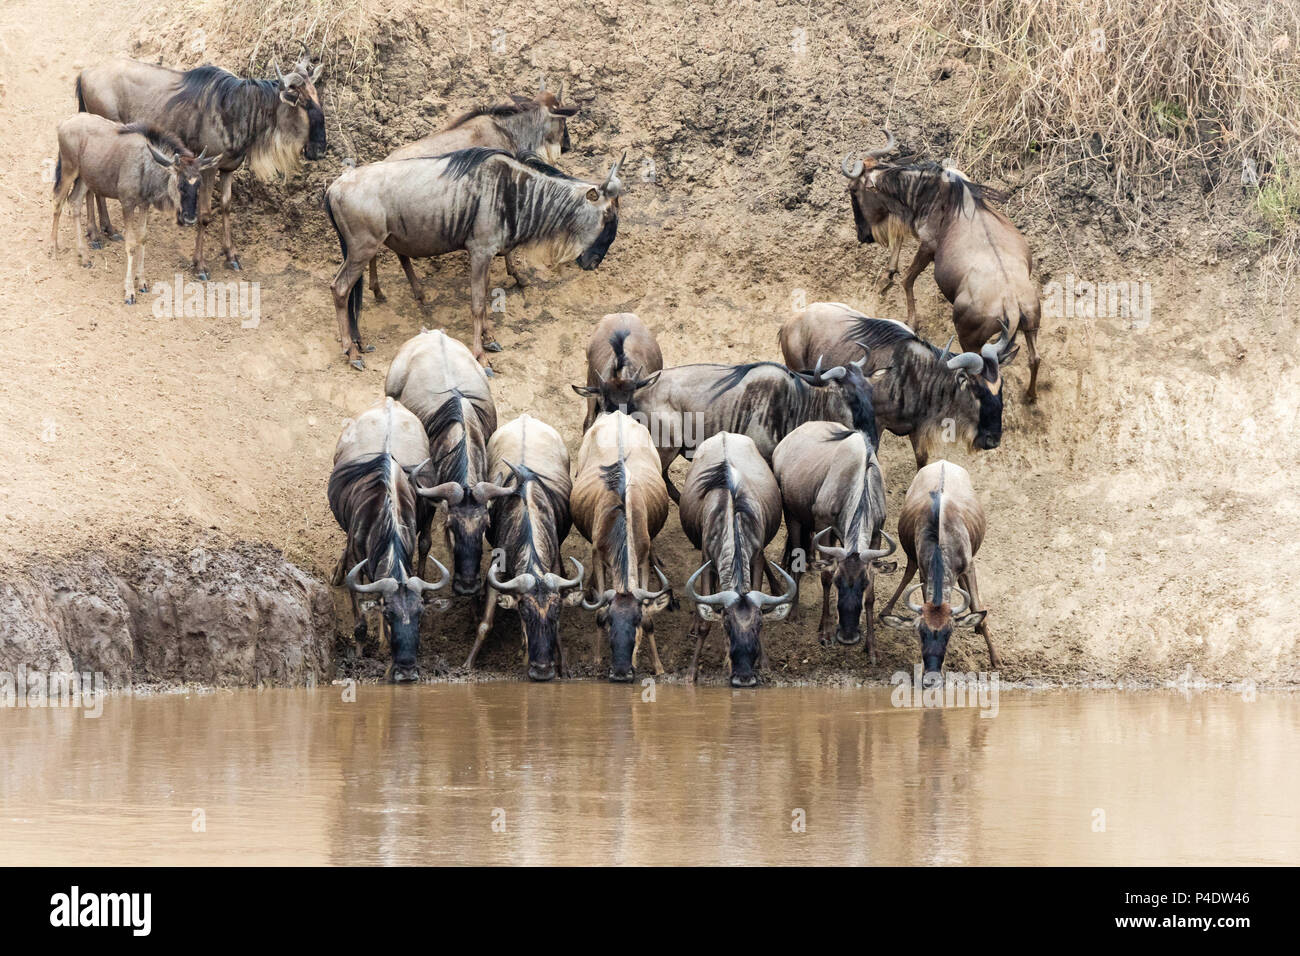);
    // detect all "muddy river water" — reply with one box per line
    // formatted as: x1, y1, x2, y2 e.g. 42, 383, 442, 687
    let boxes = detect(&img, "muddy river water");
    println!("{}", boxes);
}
1, 684, 1295, 865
